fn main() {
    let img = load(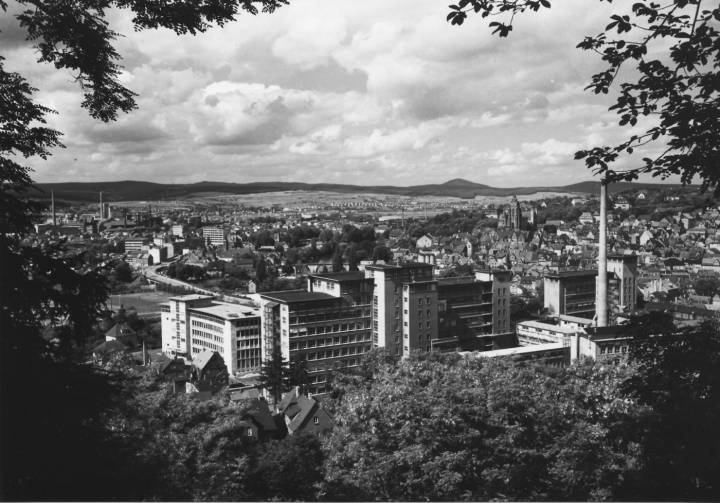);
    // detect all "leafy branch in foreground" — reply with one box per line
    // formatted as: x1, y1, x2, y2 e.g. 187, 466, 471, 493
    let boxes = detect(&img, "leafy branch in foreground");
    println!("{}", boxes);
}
448, 0, 720, 194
